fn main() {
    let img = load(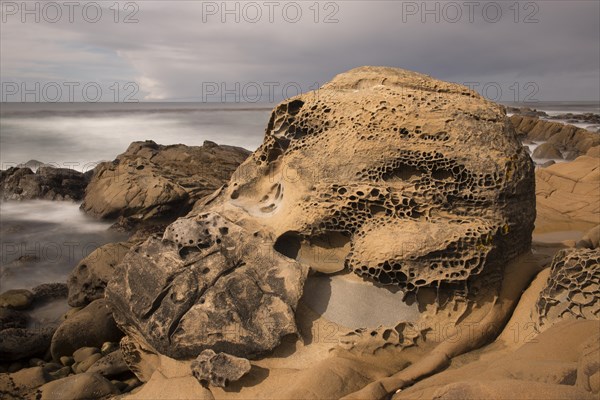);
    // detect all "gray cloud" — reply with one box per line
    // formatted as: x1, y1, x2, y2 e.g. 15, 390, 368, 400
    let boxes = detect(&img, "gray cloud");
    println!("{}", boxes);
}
1, 0, 598, 102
